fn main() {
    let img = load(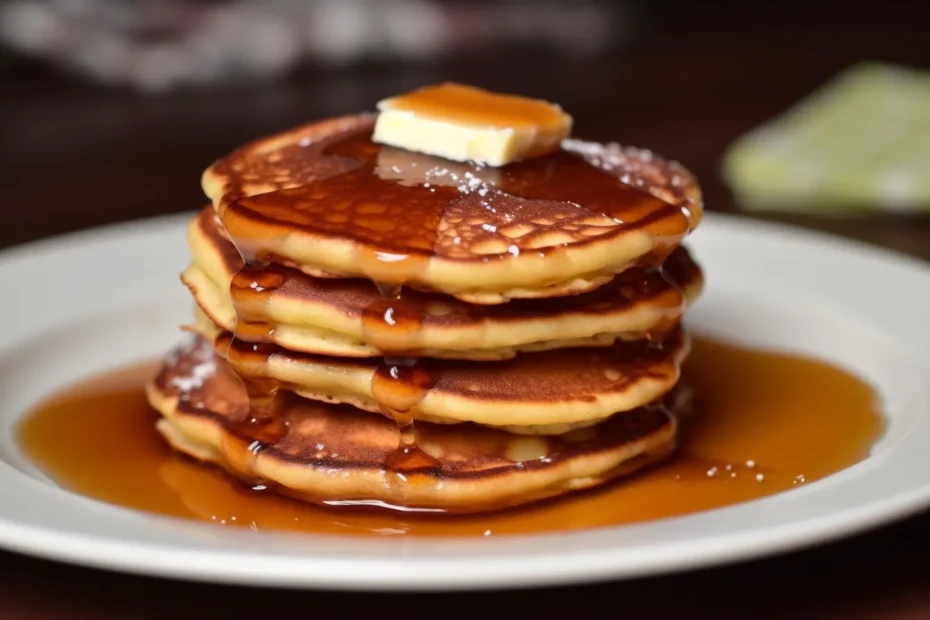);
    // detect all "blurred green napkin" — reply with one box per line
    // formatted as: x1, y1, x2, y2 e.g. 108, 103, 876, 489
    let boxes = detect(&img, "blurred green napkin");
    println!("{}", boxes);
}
722, 62, 930, 214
